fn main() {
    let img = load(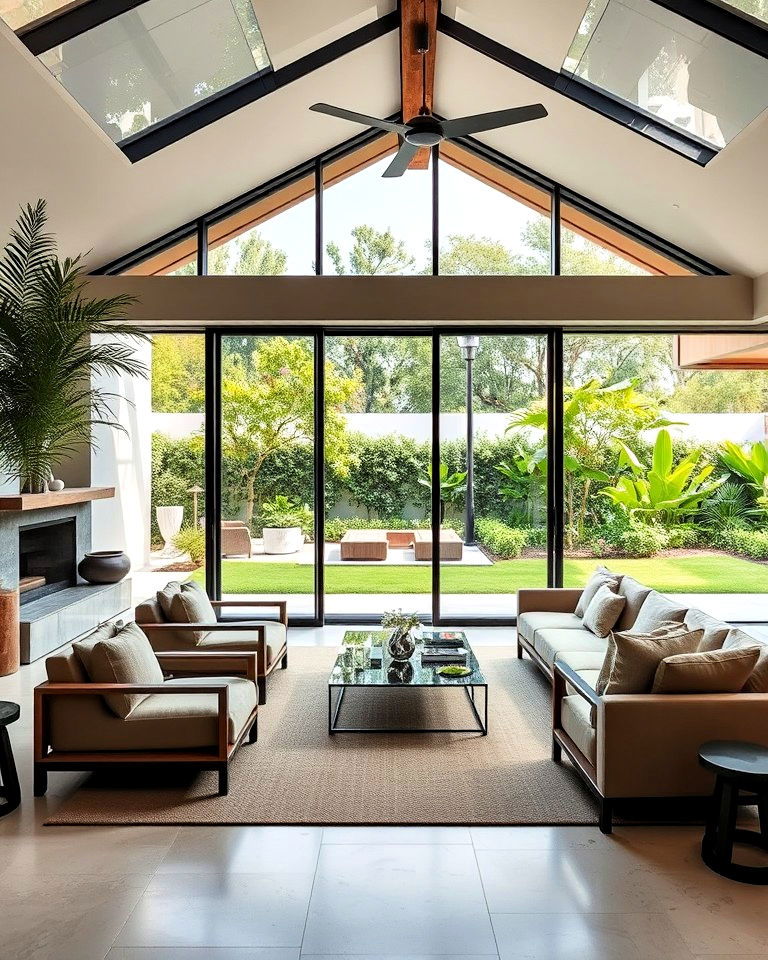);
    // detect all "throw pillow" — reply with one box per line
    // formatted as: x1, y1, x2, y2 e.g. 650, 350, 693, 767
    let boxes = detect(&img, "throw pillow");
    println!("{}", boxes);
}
596, 621, 687, 696
86, 621, 165, 718
157, 580, 181, 620
582, 584, 626, 639
168, 580, 217, 644
575, 568, 620, 618
72, 620, 120, 676
615, 575, 652, 631
631, 591, 688, 635
722, 628, 768, 693
603, 624, 703, 695
652, 646, 761, 694
685, 608, 731, 653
